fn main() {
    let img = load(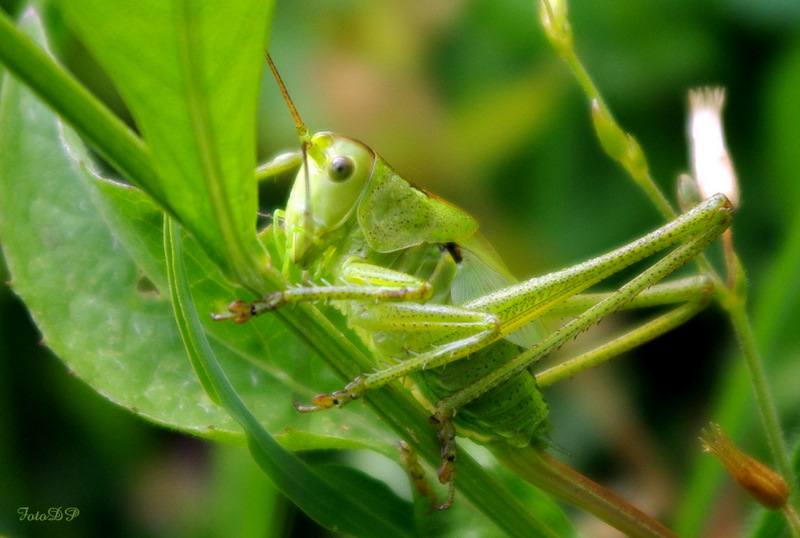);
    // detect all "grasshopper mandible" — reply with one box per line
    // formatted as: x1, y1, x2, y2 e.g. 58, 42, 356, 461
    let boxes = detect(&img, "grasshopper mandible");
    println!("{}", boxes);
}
213, 55, 733, 510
